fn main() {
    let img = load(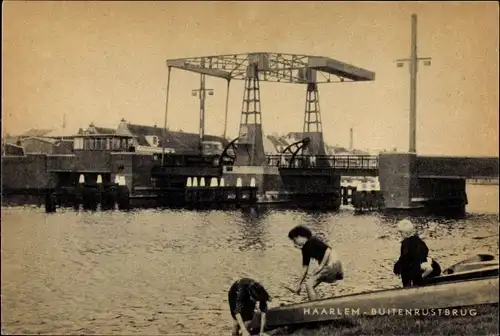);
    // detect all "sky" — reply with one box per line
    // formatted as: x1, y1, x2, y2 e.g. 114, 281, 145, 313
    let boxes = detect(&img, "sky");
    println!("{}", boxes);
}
2, 1, 498, 156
